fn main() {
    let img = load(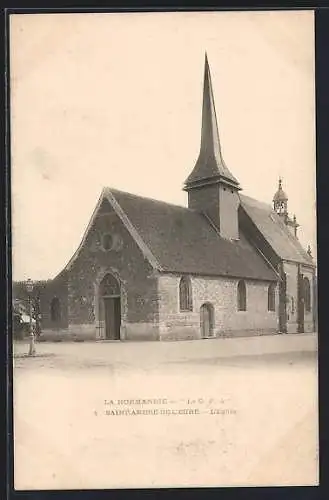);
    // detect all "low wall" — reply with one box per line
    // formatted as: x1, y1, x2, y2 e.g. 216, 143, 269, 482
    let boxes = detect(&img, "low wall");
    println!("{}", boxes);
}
39, 325, 96, 342
221, 328, 278, 338
123, 323, 160, 341
159, 325, 201, 342
39, 323, 160, 342
38, 319, 295, 342
159, 322, 279, 341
